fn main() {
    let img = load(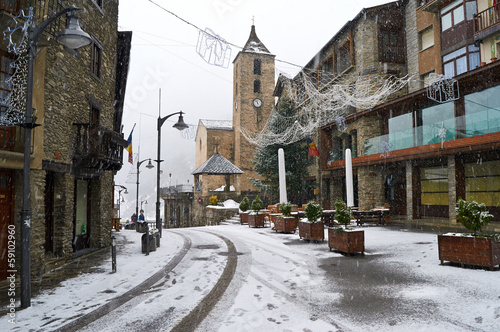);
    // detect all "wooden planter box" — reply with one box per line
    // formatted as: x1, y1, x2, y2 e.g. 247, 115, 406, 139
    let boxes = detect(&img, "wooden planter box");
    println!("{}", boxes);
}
248, 213, 265, 227
240, 212, 249, 224
274, 216, 297, 233
438, 234, 500, 270
328, 228, 364, 254
298, 221, 324, 241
